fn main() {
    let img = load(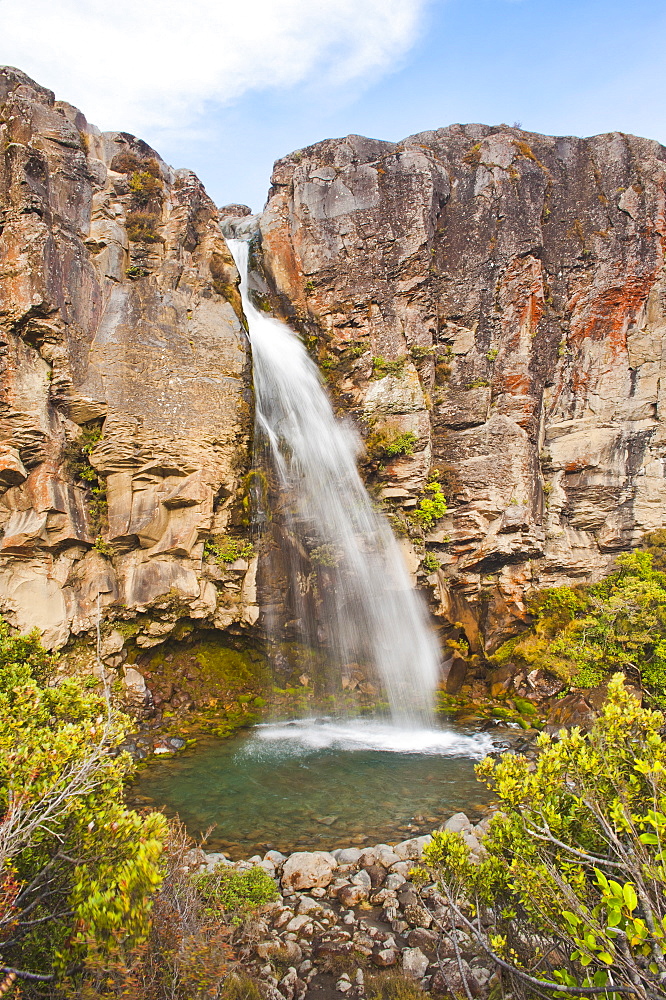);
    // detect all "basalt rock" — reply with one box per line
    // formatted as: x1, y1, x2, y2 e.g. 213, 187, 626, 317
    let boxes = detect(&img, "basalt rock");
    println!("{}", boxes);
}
0, 68, 254, 669
257, 125, 666, 652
